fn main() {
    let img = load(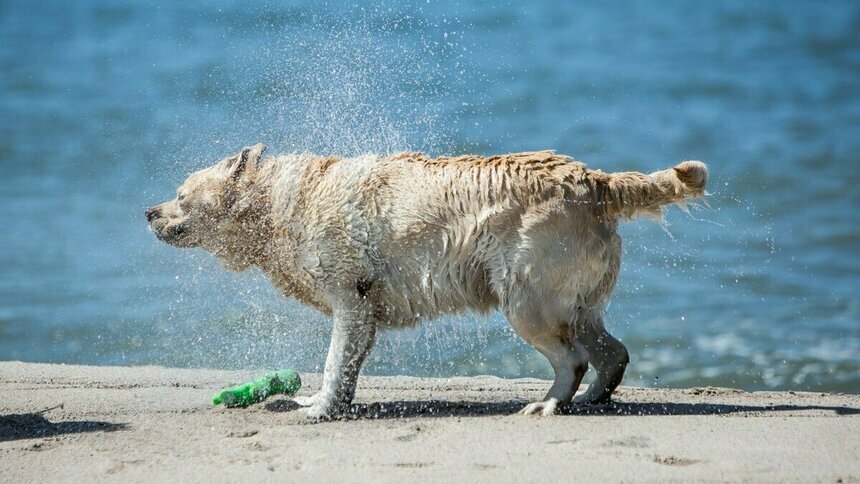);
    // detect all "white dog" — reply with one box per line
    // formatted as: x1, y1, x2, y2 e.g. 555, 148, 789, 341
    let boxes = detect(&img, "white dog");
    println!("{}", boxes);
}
146, 145, 707, 418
